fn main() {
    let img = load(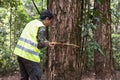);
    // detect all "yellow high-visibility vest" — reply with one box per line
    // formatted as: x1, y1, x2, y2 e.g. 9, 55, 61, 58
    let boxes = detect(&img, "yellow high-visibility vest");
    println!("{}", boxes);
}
14, 19, 45, 62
